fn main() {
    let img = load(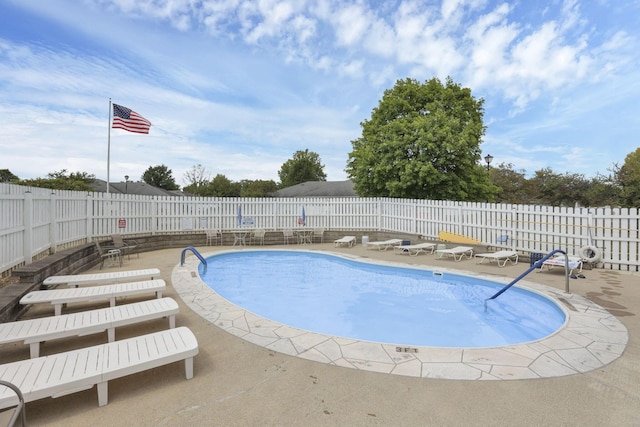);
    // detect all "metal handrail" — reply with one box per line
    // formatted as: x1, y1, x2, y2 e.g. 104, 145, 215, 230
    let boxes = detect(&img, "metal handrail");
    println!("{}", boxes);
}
484, 249, 569, 310
180, 246, 207, 273
0, 380, 27, 427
